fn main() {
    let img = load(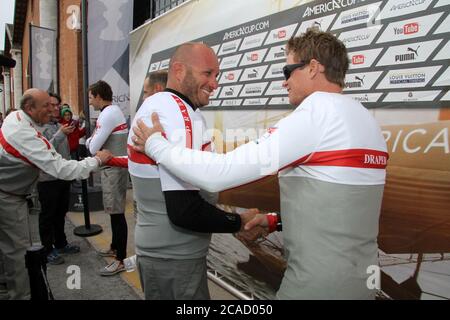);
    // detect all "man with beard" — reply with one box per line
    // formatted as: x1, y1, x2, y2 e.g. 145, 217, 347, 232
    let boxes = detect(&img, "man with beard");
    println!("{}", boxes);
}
128, 42, 257, 300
